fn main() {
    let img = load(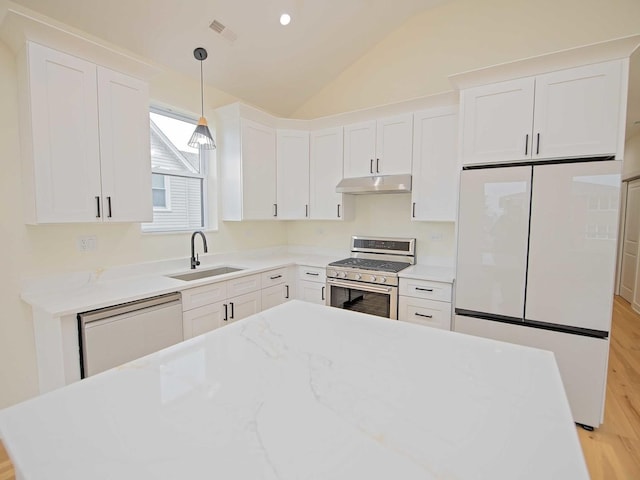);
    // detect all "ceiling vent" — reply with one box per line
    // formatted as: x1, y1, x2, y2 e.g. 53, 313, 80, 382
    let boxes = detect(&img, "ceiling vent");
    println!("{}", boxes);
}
209, 19, 237, 43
